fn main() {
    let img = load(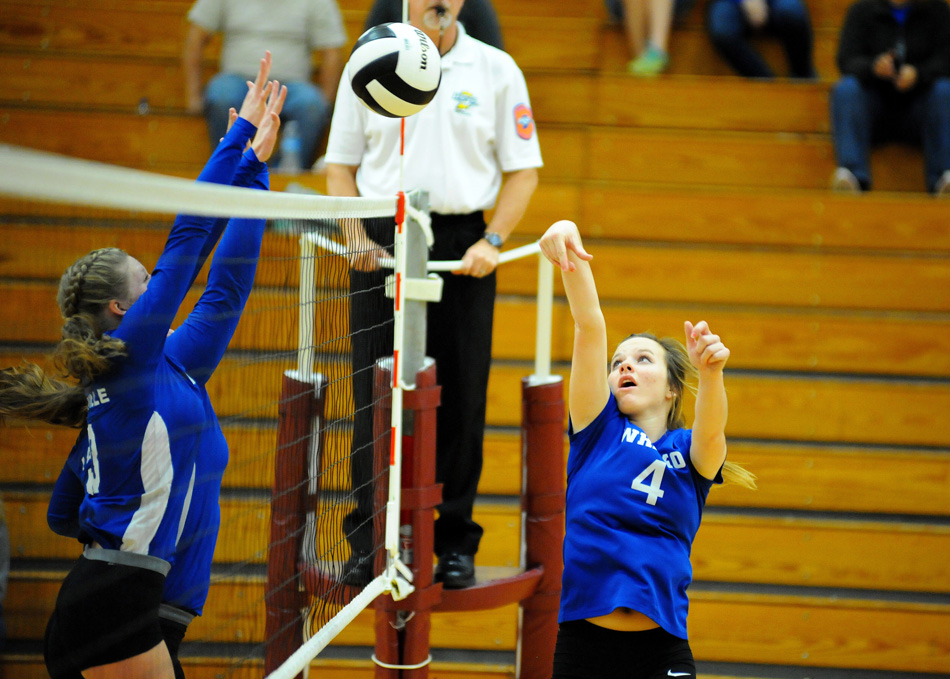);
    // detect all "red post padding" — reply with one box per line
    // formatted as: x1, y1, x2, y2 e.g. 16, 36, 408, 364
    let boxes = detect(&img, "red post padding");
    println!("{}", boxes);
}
519, 377, 565, 679
265, 373, 323, 678
374, 361, 442, 678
